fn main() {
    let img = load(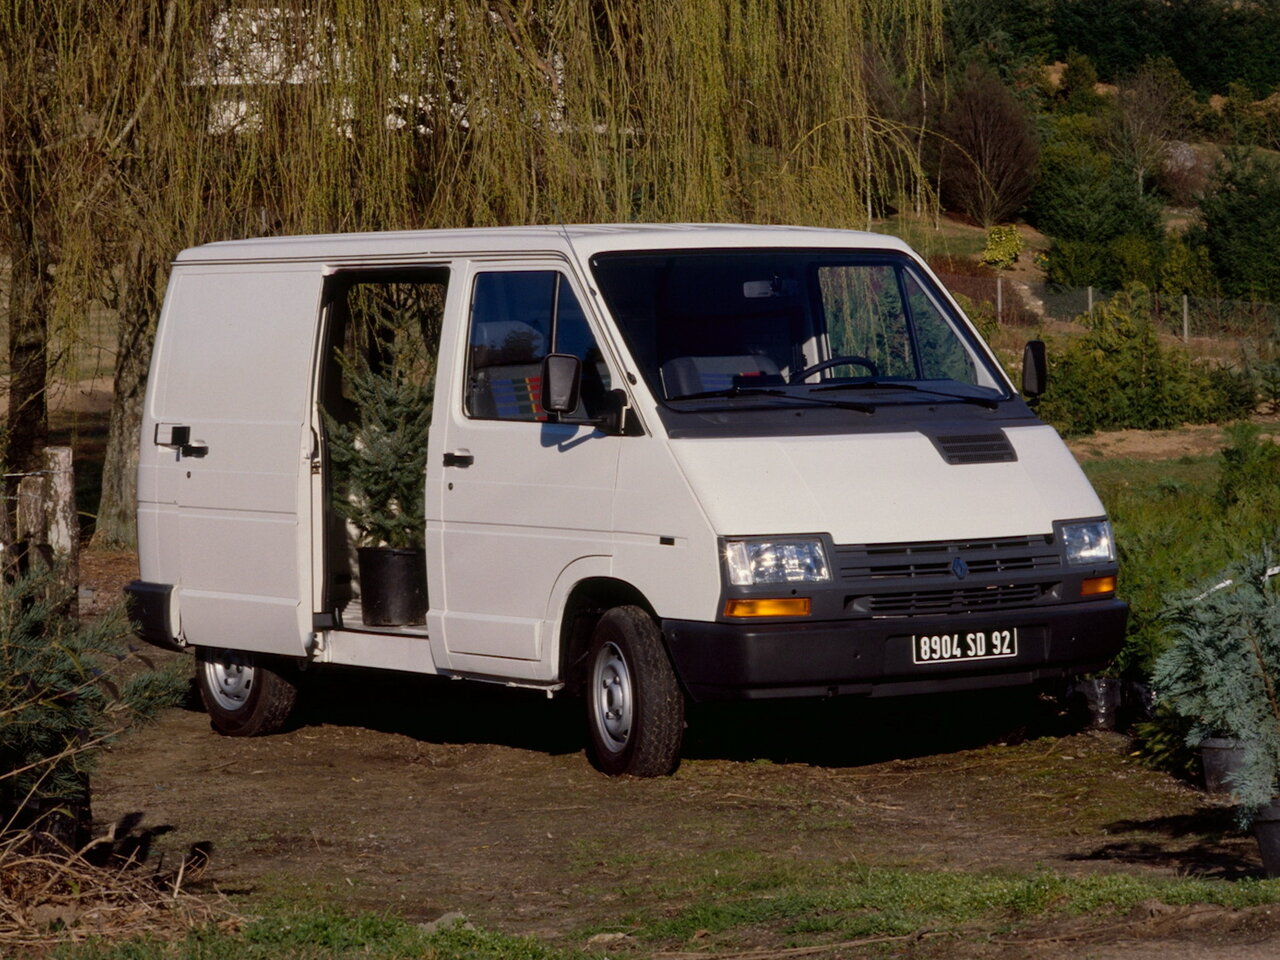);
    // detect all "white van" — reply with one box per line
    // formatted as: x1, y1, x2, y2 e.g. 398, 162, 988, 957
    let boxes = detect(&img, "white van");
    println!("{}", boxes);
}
126, 224, 1126, 775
